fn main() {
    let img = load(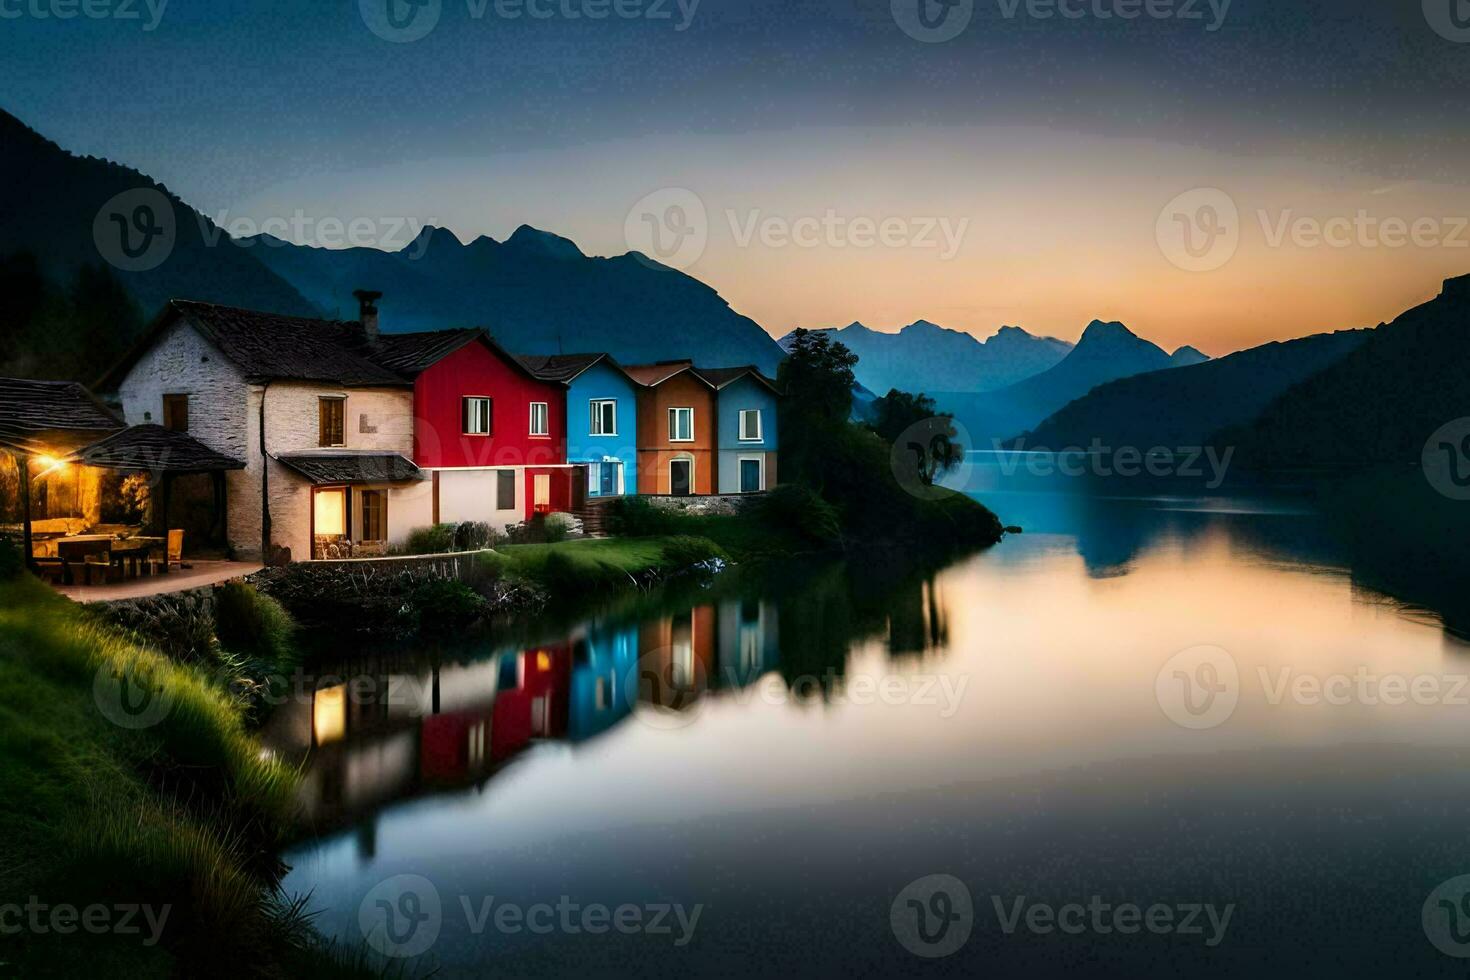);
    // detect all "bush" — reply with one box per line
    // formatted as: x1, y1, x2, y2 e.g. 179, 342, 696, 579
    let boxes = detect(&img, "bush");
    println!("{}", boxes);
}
753, 483, 841, 545
213, 581, 296, 665
660, 535, 727, 568
452, 521, 499, 551
89, 591, 219, 666
605, 496, 680, 537
409, 579, 488, 630
400, 524, 456, 555
544, 512, 576, 543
